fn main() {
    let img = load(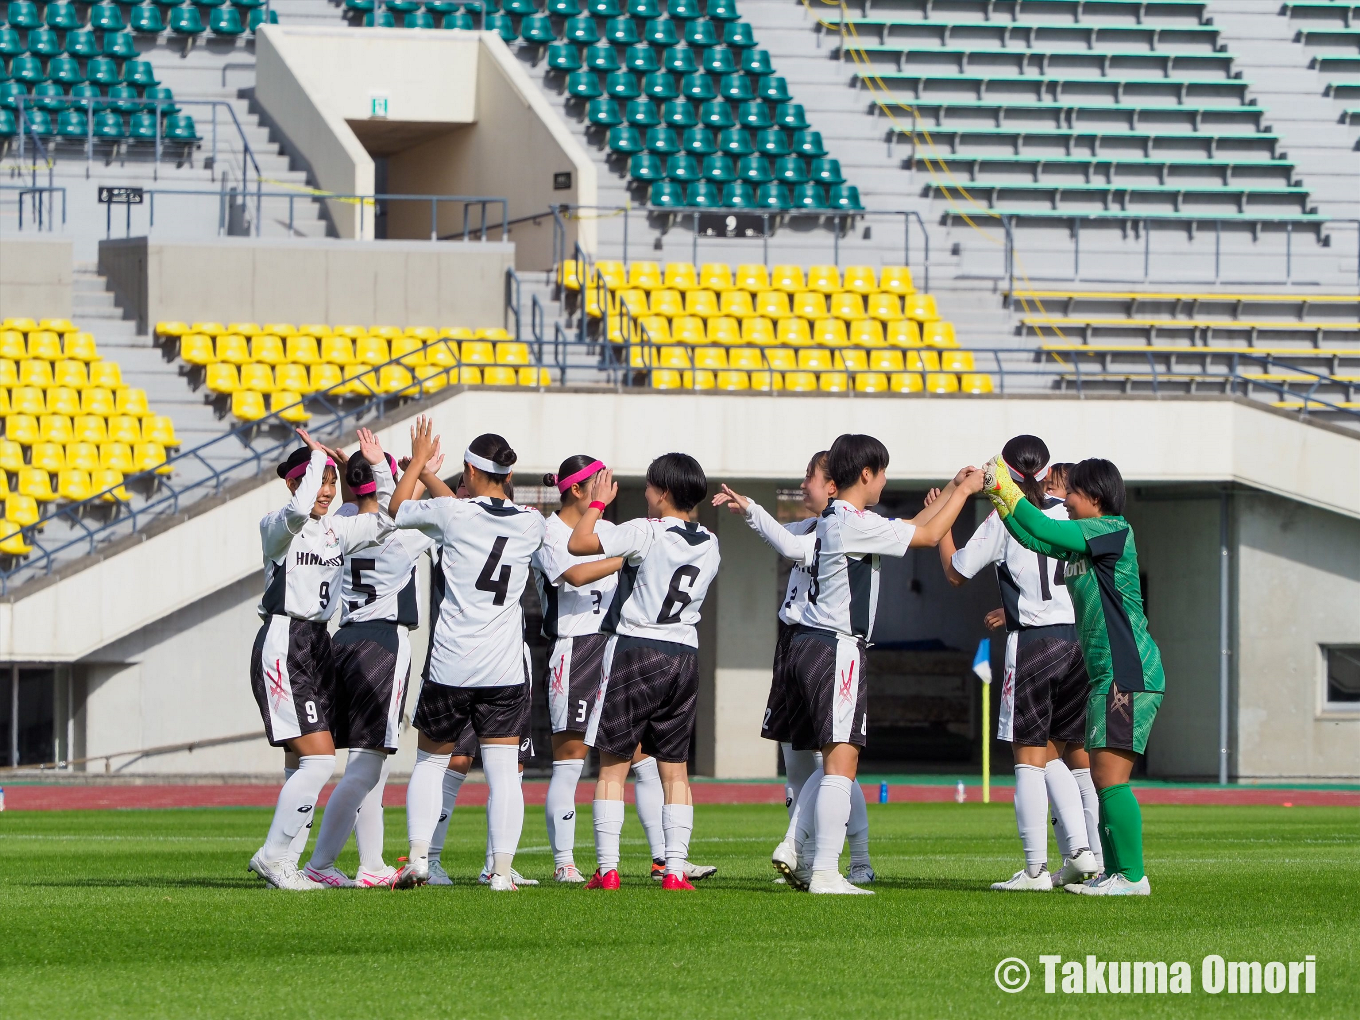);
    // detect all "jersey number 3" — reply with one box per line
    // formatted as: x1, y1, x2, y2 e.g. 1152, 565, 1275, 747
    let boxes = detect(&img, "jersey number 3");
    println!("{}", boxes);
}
657, 565, 700, 624
476, 537, 513, 606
